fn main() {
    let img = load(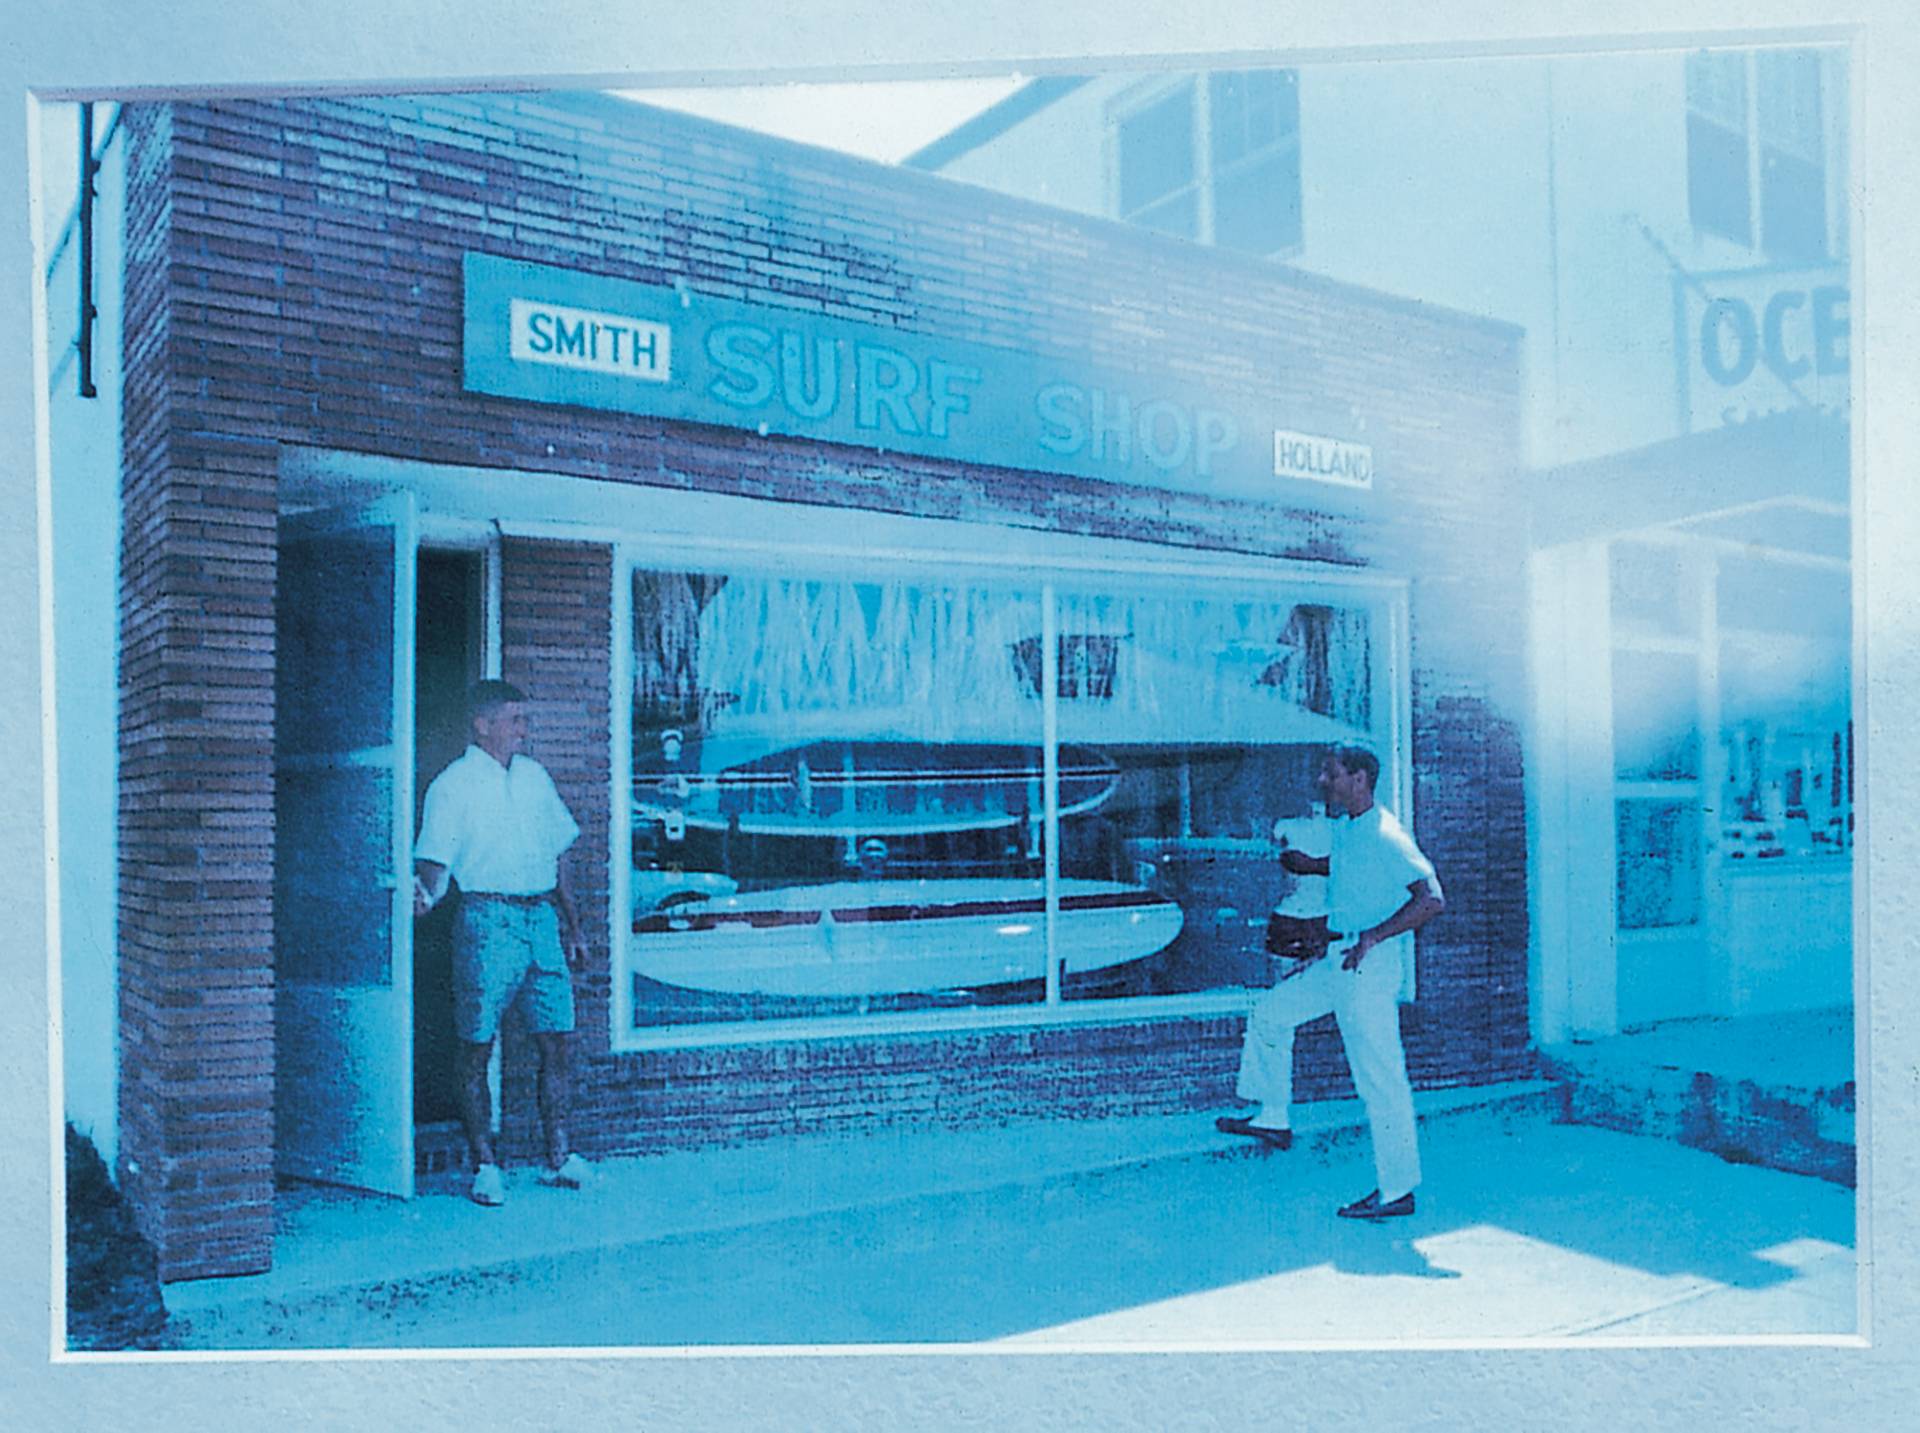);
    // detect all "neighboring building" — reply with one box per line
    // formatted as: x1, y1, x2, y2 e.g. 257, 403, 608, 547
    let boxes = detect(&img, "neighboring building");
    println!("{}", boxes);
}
908, 51, 1849, 469
909, 47, 1853, 1044
45, 91, 1531, 1281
